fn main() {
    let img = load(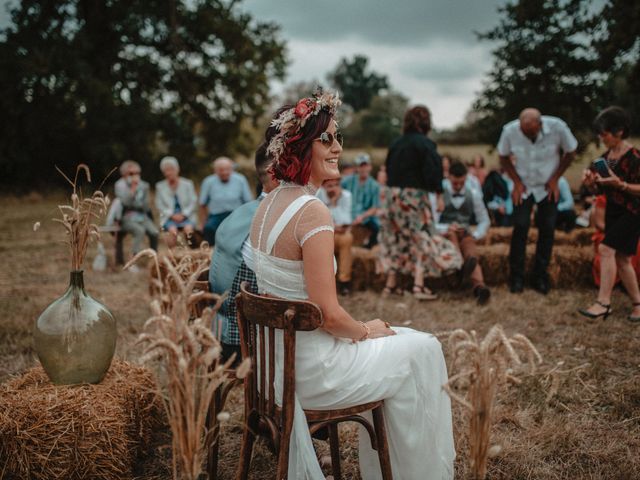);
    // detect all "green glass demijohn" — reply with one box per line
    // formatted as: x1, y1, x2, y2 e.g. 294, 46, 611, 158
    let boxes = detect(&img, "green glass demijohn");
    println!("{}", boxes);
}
34, 270, 117, 385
